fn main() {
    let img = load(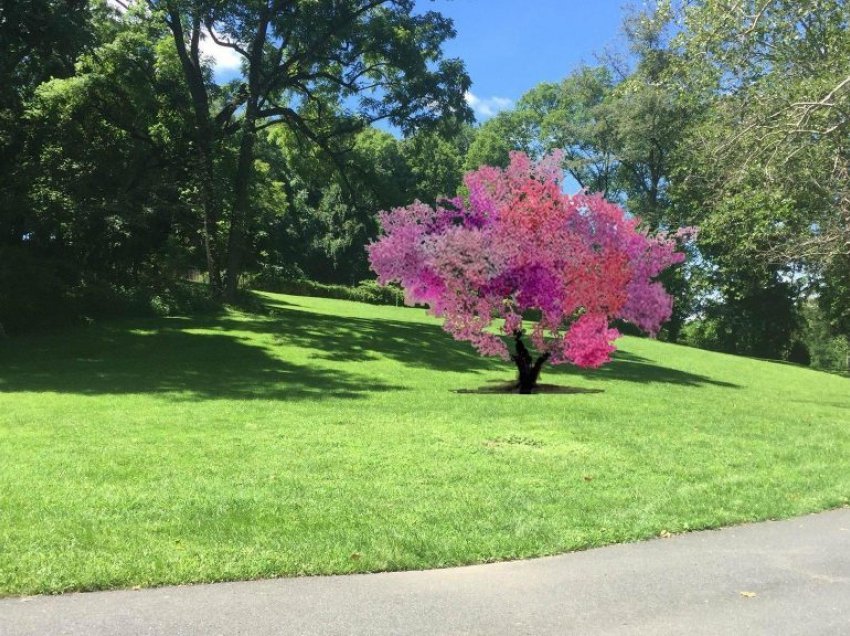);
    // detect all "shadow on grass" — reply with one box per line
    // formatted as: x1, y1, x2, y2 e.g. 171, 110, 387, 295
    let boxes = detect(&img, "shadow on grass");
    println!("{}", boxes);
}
550, 358, 739, 388
0, 318, 401, 401
455, 382, 605, 395
213, 306, 496, 374
240, 304, 738, 389
0, 298, 739, 397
